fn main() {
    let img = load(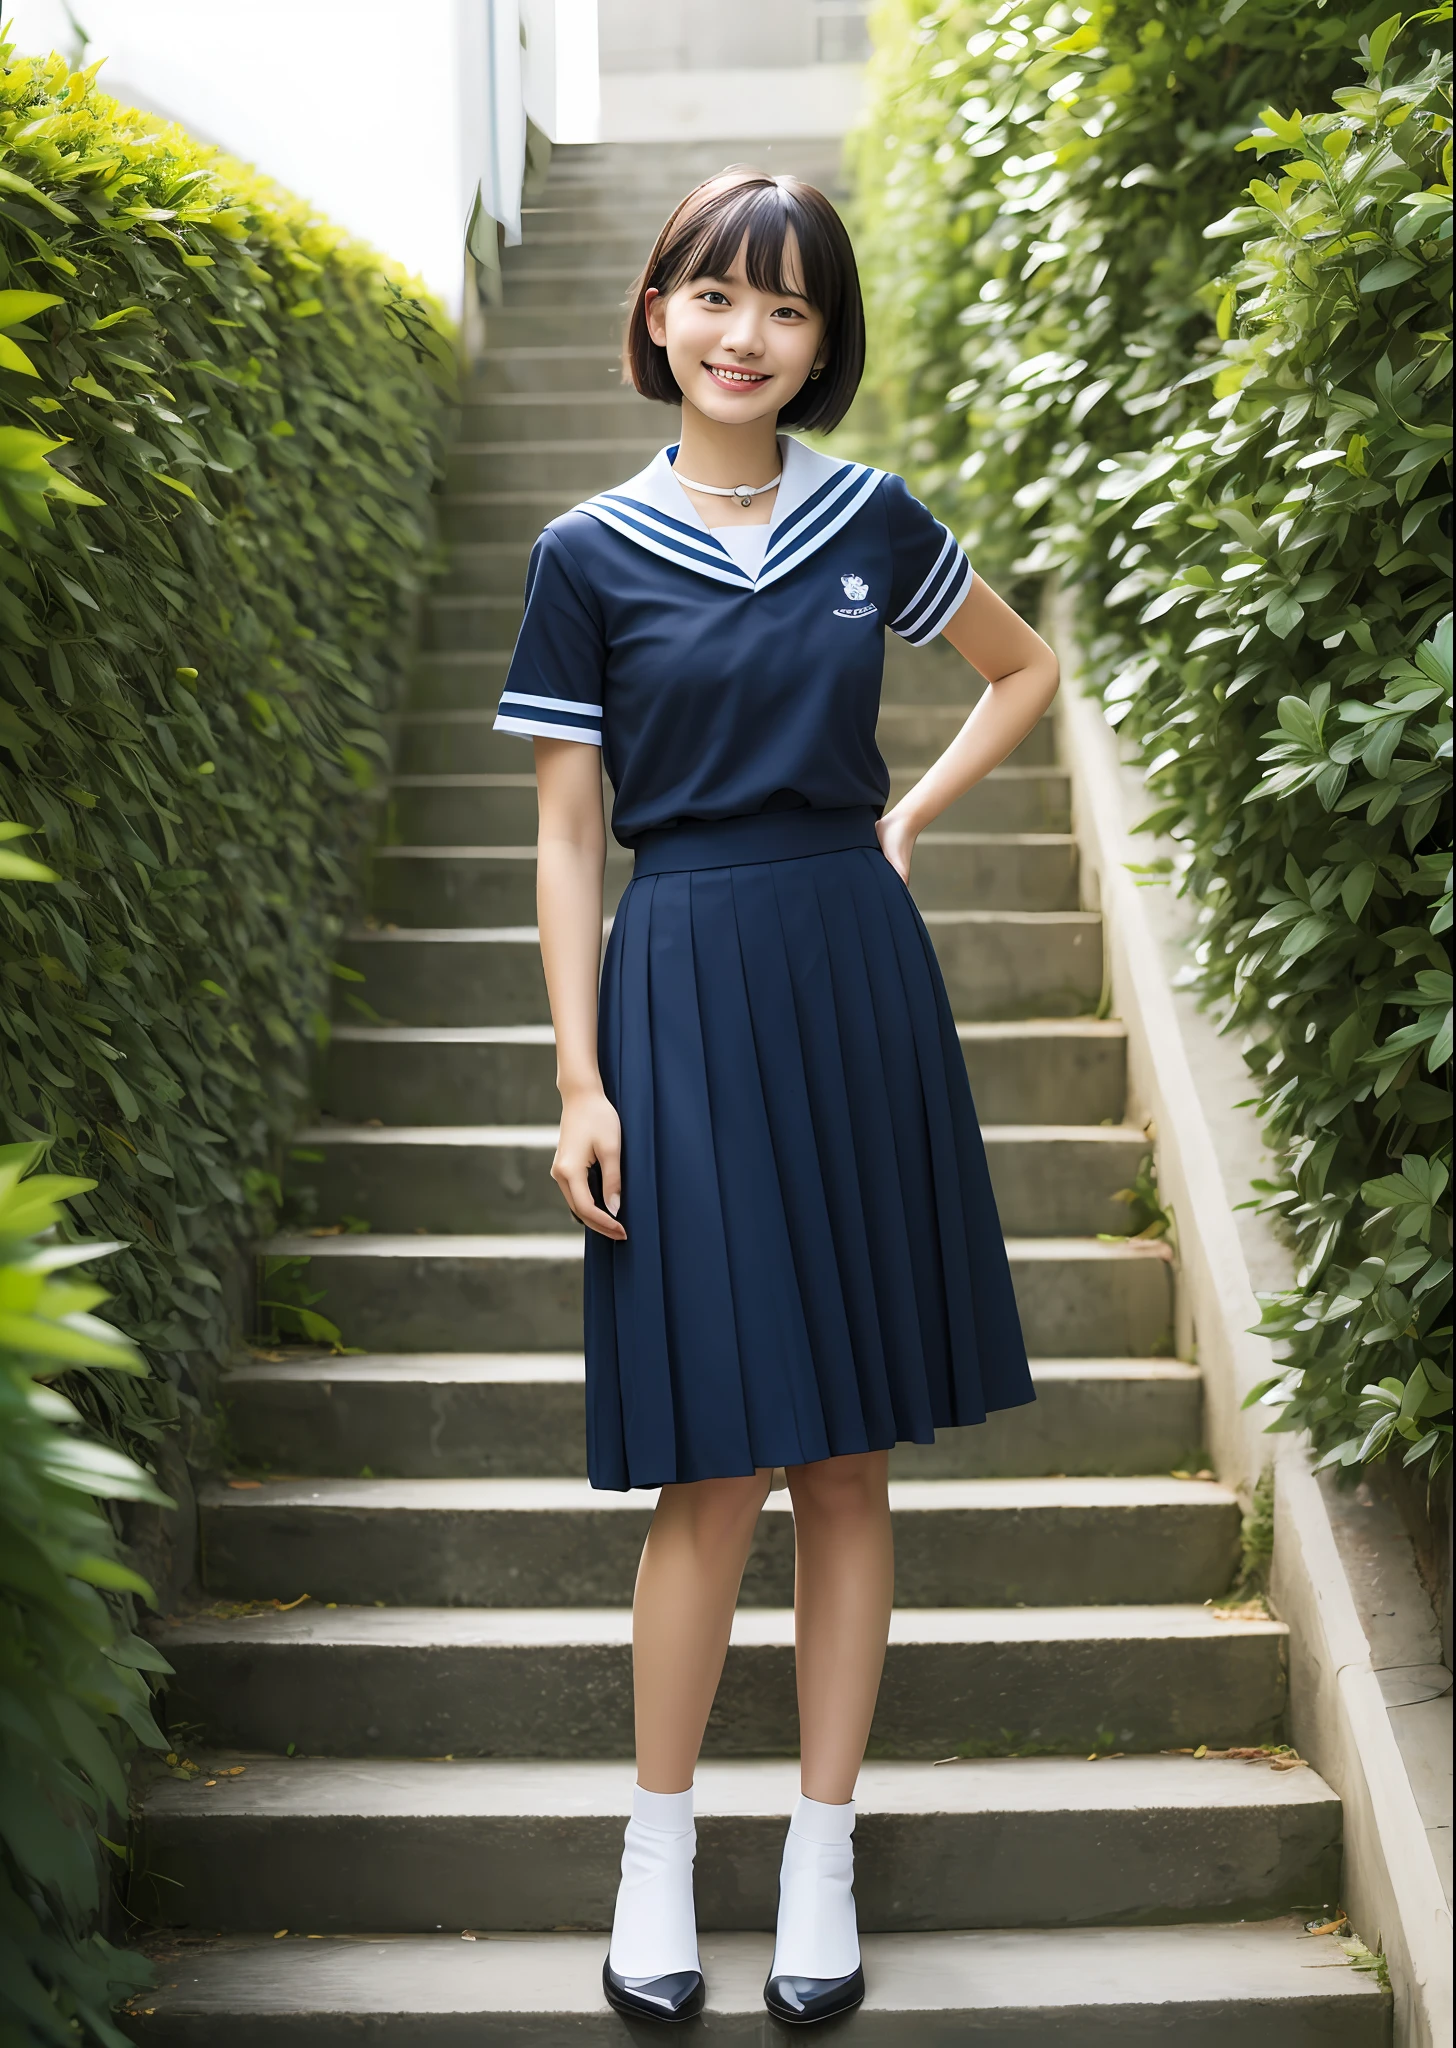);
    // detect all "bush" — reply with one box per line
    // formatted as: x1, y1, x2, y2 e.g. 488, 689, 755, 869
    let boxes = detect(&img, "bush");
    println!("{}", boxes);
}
1, 1144, 172, 2044
0, 40, 450, 1460
853, 0, 1384, 590
855, 4, 1452, 1477
1090, 21, 1452, 1476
